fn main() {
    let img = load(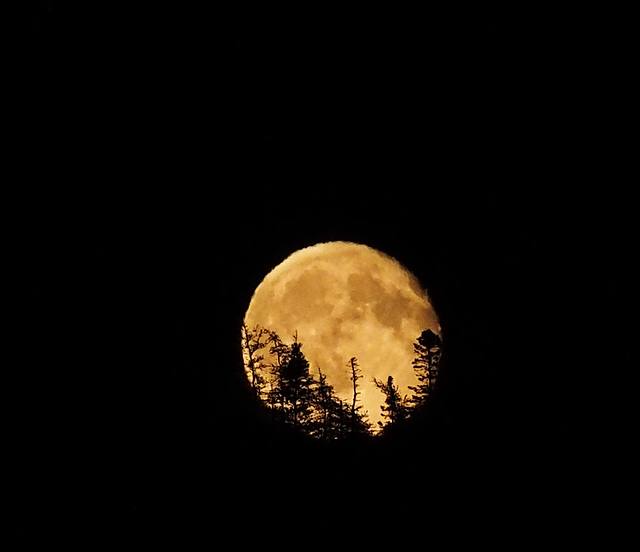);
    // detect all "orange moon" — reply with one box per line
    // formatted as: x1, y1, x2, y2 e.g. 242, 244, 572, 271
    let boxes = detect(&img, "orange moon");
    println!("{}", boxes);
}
243, 241, 441, 429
